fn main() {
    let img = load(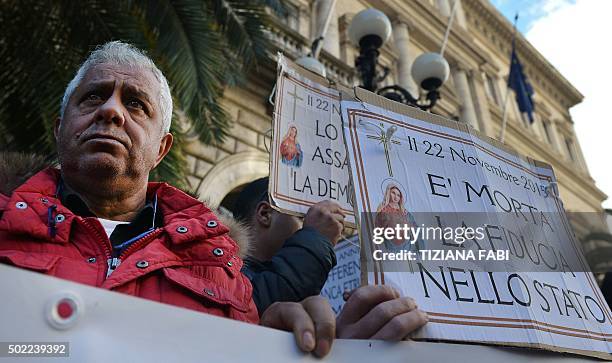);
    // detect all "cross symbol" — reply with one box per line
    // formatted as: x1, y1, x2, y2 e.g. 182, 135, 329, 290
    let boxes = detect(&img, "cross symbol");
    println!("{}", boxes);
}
366, 123, 401, 177
287, 83, 303, 122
